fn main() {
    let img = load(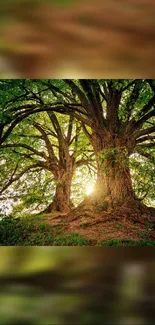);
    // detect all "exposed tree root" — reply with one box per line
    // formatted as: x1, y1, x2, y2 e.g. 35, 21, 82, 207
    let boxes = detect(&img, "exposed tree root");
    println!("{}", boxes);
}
44, 195, 155, 241
67, 195, 155, 227
39, 200, 74, 215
